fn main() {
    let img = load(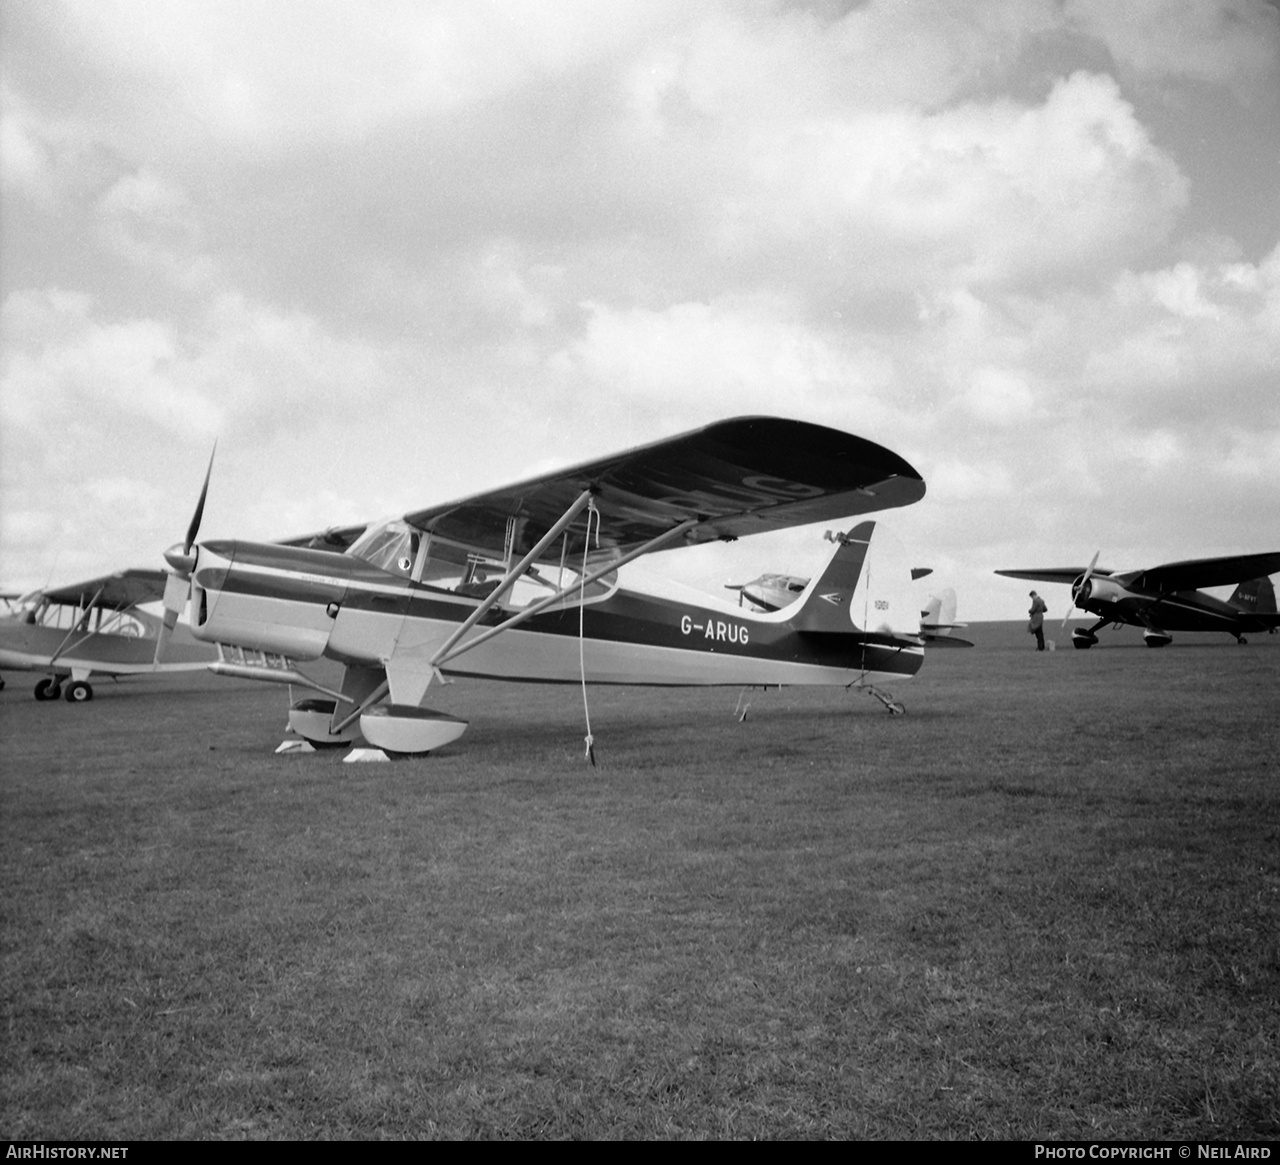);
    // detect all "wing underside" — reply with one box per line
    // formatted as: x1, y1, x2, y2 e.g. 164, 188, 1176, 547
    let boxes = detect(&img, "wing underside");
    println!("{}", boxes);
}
401, 416, 925, 567
994, 567, 1108, 585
